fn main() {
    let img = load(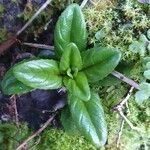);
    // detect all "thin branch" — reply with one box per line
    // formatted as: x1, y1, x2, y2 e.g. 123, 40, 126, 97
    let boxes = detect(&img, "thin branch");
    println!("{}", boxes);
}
17, 0, 52, 36
125, 101, 130, 115
114, 86, 140, 148
10, 95, 19, 128
22, 42, 54, 50
113, 87, 134, 111
16, 114, 55, 150
111, 71, 140, 90
119, 87, 134, 107
118, 111, 140, 131
80, 0, 88, 9
116, 118, 125, 148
